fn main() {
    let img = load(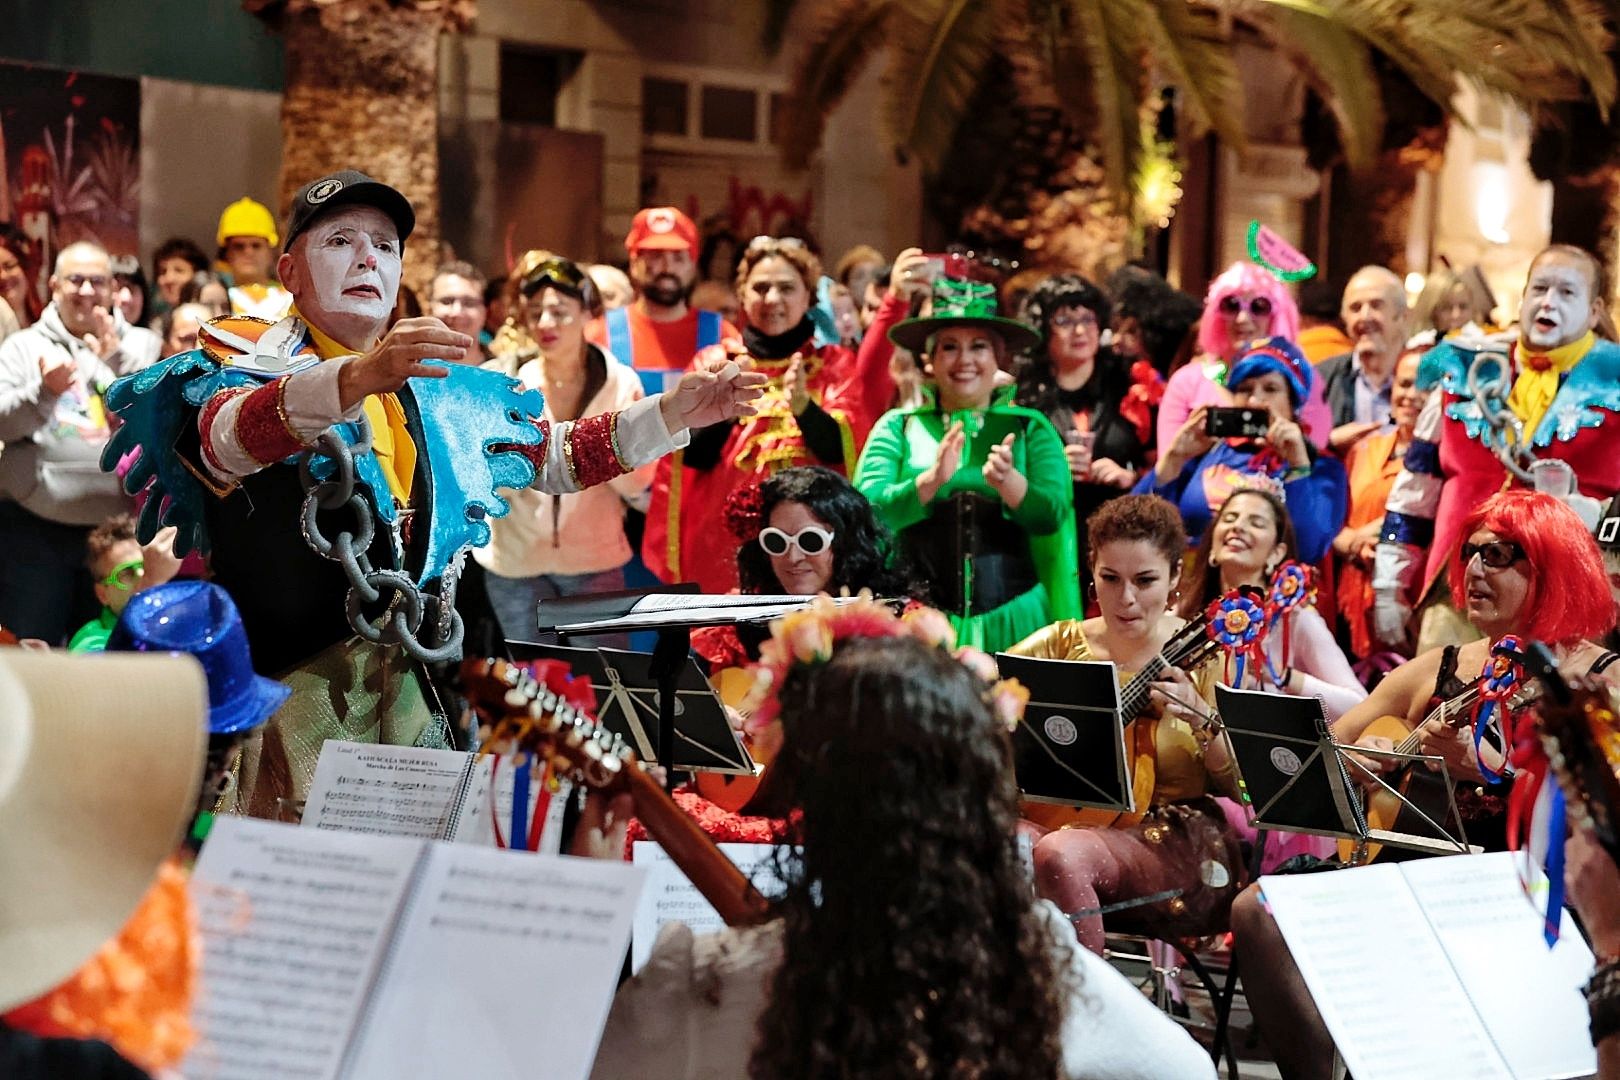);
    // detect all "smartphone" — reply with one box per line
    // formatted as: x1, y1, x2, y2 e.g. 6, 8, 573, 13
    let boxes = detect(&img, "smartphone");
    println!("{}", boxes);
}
920, 252, 972, 282
1205, 407, 1270, 440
